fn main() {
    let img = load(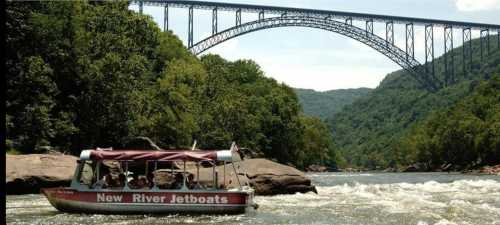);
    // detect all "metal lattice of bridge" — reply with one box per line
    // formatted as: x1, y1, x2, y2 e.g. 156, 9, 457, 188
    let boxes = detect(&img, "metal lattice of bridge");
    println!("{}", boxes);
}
132, 0, 500, 91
